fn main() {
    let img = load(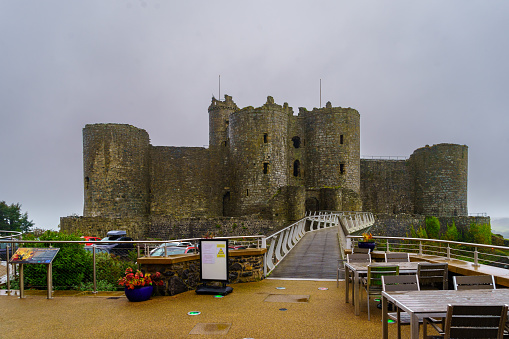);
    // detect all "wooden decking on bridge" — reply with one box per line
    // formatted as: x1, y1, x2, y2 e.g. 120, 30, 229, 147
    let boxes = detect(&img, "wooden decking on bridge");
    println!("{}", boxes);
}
268, 227, 343, 280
